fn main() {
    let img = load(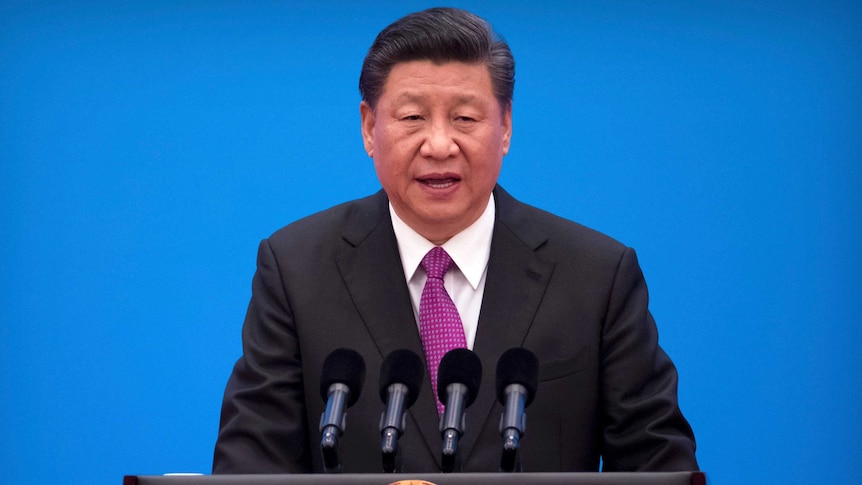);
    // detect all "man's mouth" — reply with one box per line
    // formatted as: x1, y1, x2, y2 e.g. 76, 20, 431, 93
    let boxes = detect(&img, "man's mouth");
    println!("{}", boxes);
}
418, 176, 460, 189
